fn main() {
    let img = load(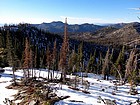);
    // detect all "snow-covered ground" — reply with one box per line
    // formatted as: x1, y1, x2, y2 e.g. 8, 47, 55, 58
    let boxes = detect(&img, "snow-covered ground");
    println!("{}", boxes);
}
0, 67, 140, 105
